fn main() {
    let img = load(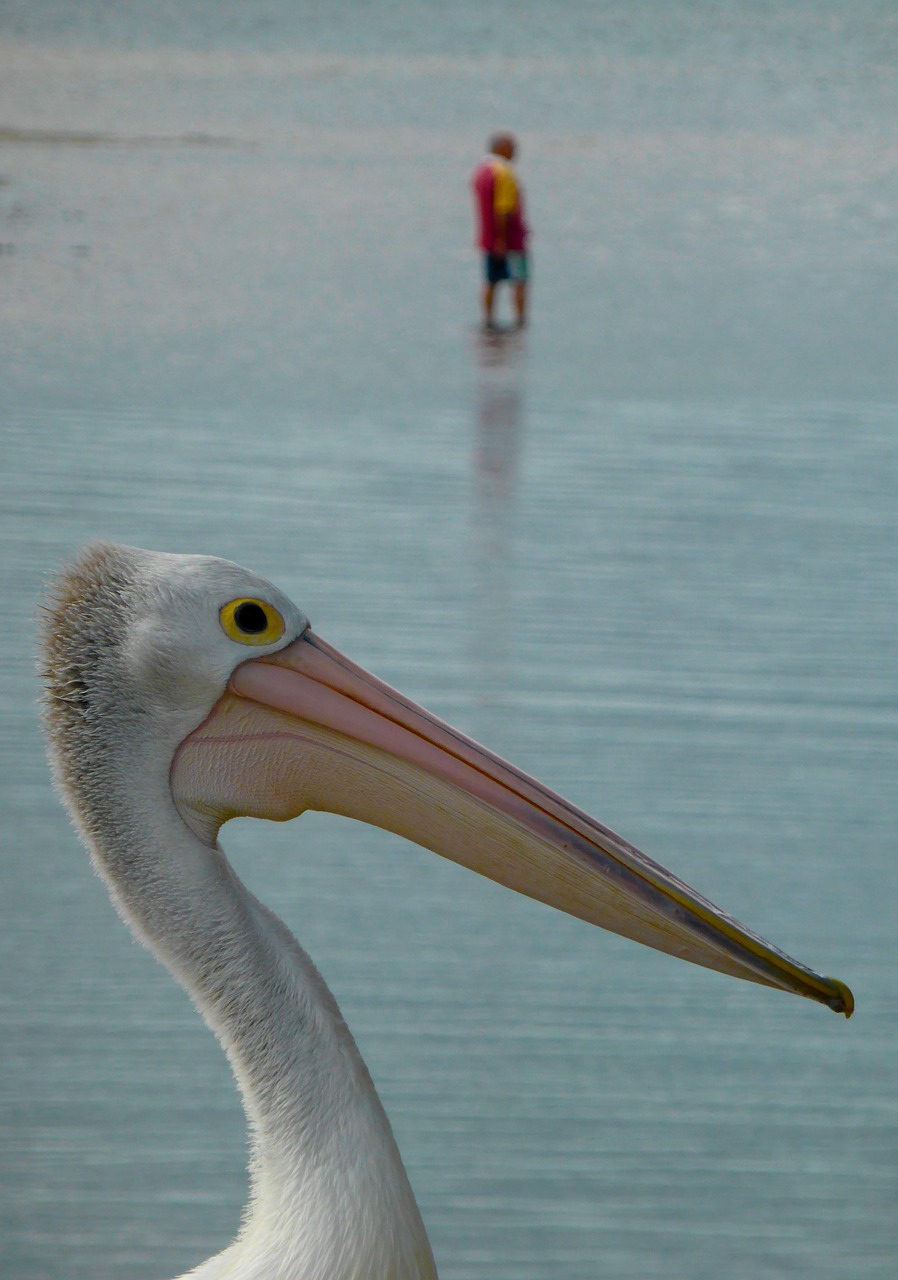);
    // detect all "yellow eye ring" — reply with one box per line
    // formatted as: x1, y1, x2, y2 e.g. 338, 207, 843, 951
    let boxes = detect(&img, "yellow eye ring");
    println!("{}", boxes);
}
219, 598, 285, 647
